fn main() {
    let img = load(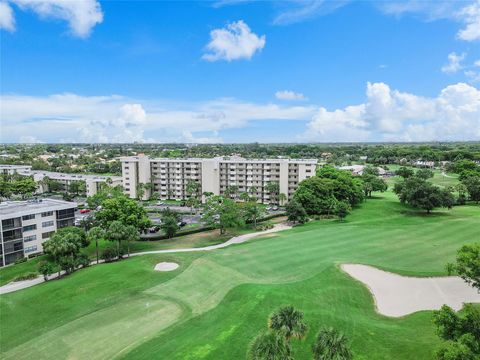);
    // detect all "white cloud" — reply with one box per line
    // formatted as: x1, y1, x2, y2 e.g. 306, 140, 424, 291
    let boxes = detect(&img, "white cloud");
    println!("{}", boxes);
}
302, 82, 480, 142
441, 52, 466, 73
0, 1, 15, 31
202, 20, 265, 61
379, 1, 480, 41
275, 90, 308, 101
456, 0, 480, 41
475, 59, 480, 67
465, 70, 480, 83
273, 0, 349, 25
6, 0, 103, 37
0, 94, 315, 143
